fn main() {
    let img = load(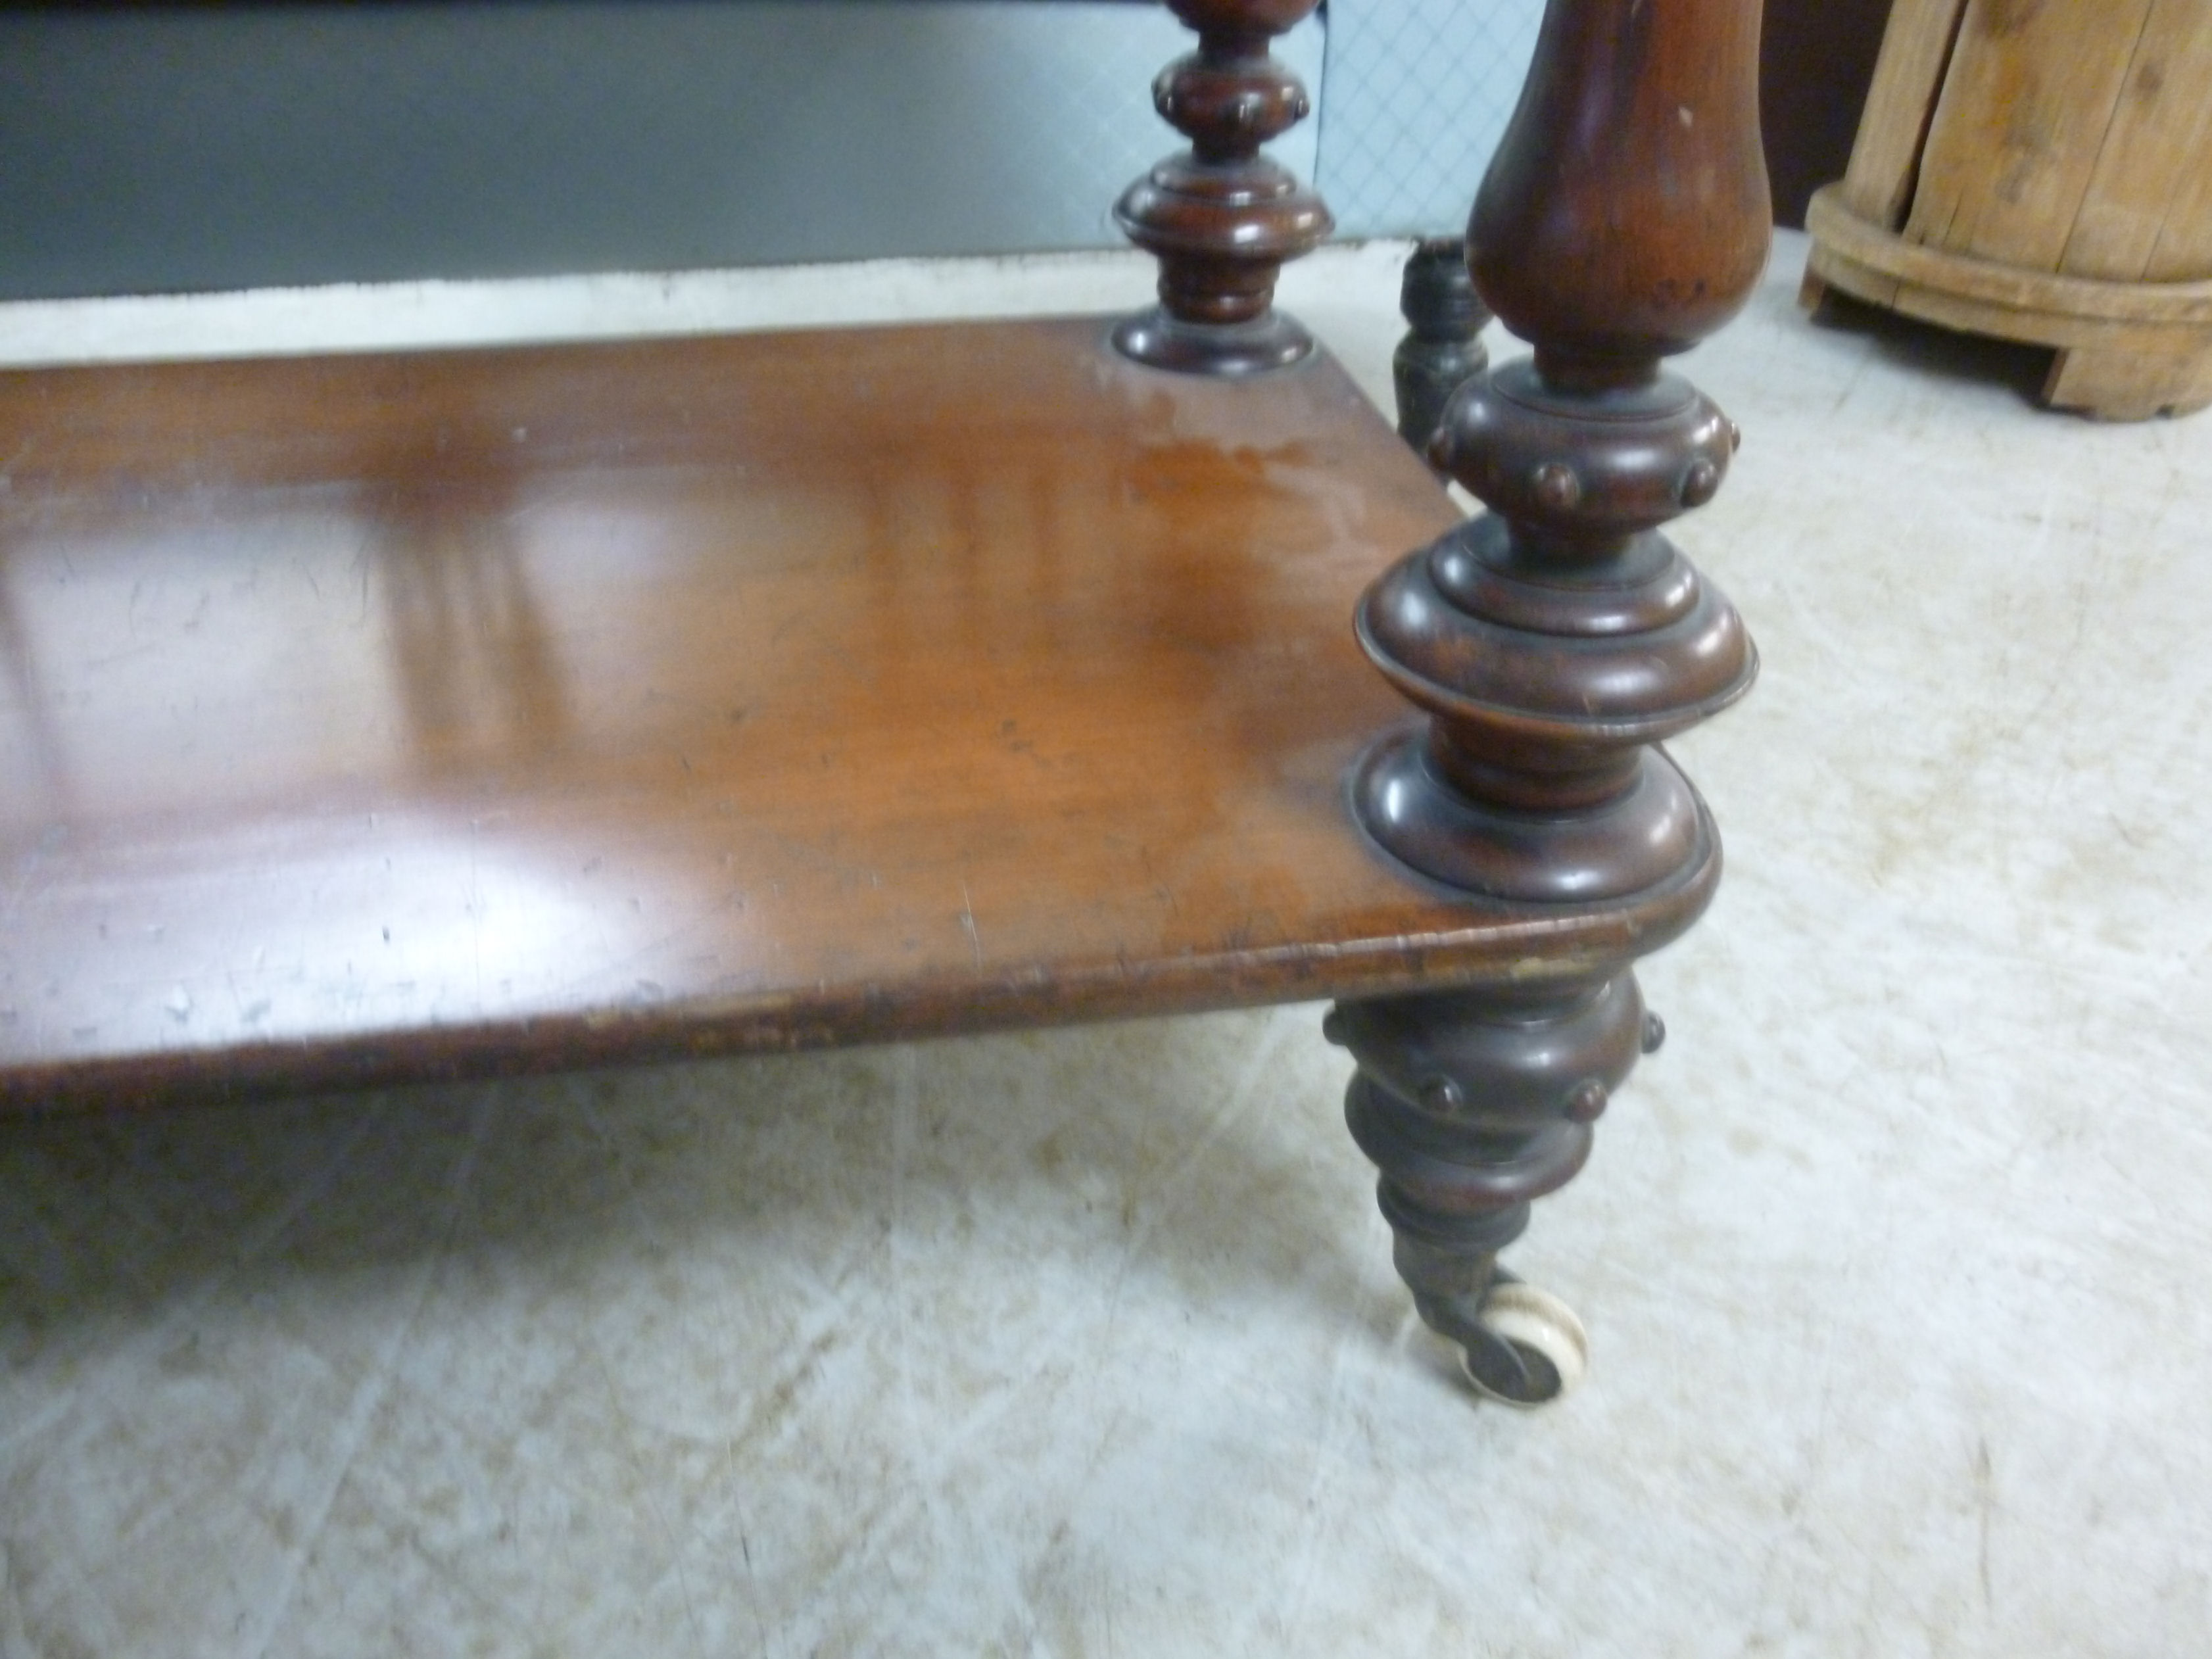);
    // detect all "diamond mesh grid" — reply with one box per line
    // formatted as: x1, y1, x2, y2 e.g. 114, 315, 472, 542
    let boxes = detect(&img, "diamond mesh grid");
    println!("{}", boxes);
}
1314, 0, 1545, 241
